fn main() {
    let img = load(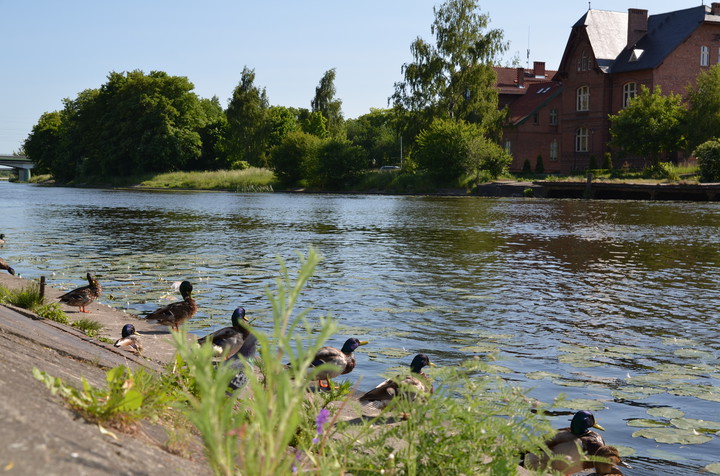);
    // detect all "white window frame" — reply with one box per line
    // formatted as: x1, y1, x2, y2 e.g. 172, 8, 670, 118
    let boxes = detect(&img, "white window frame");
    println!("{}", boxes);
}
550, 139, 558, 161
623, 82, 637, 108
576, 86, 589, 111
504, 140, 511, 154
575, 128, 589, 152
549, 108, 558, 125
701, 45, 710, 66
